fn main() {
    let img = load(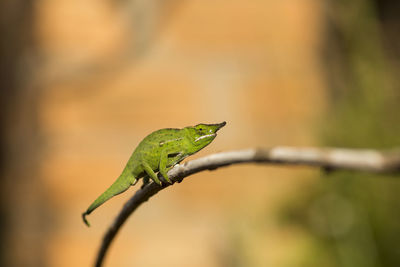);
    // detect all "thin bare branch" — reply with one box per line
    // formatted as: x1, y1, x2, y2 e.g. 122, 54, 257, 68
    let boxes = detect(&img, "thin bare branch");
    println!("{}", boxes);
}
95, 146, 400, 267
